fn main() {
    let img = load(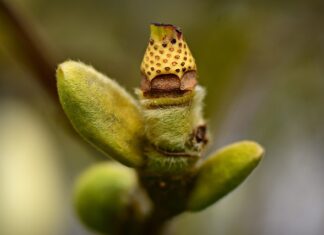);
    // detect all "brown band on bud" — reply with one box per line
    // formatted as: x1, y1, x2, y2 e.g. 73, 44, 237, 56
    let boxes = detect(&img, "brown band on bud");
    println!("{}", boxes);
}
151, 74, 180, 90
180, 71, 197, 91
141, 74, 151, 93
141, 71, 197, 97
141, 73, 197, 98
